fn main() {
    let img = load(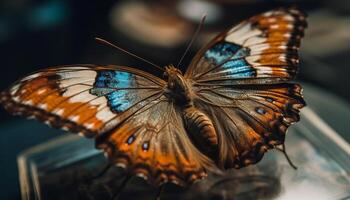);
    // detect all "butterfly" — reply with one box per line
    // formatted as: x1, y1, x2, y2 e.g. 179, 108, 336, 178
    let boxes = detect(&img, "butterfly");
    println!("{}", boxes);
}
0, 8, 306, 187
